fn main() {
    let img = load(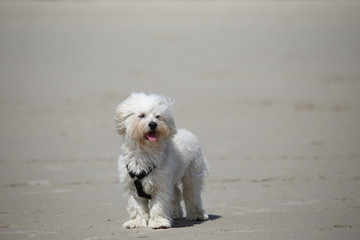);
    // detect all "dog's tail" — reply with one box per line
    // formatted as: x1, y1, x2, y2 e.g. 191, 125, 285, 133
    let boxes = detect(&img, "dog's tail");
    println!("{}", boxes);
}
201, 151, 210, 176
